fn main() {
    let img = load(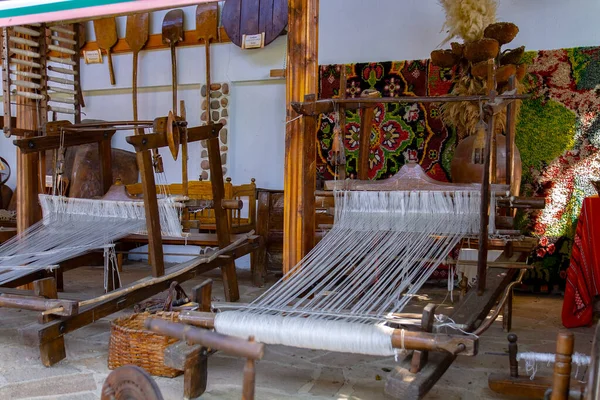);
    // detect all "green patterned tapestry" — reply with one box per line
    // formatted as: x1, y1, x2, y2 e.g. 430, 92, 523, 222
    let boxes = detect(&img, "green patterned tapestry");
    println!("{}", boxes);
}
317, 46, 600, 292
